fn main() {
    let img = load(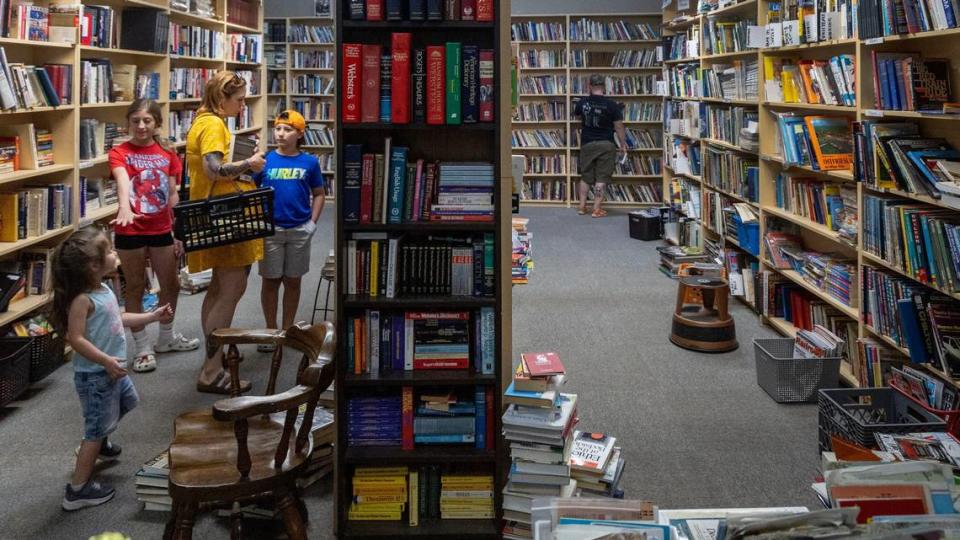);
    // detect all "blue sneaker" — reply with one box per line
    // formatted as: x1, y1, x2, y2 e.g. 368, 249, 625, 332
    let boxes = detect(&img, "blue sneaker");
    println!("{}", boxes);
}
62, 481, 115, 511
